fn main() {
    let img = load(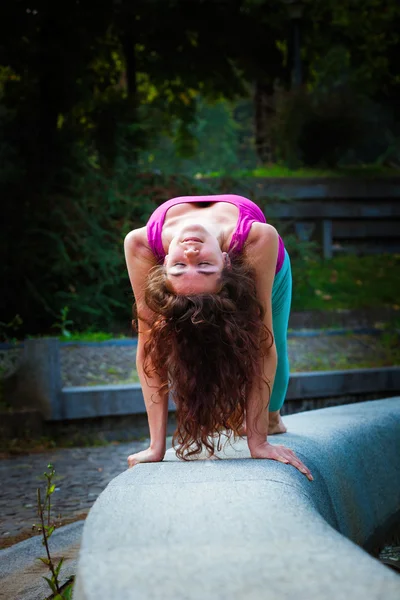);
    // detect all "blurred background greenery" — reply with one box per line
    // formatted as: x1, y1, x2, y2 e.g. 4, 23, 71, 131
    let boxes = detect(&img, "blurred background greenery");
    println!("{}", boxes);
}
2, 0, 400, 337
